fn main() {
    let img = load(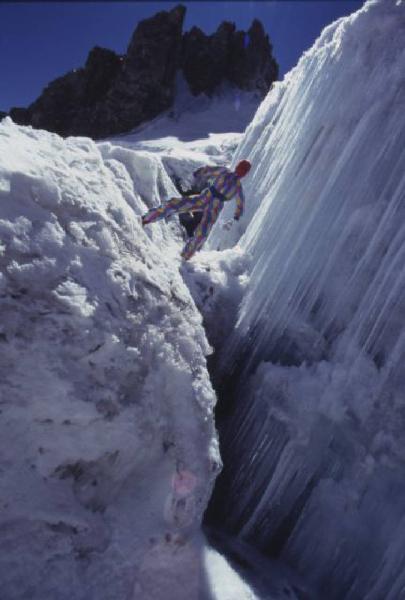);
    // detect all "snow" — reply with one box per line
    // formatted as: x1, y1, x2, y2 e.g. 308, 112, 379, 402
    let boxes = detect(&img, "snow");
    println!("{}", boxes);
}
4, 1, 405, 595
206, 1, 405, 598
204, 546, 262, 600
0, 65, 284, 597
203, 531, 314, 600
103, 82, 261, 195
181, 247, 251, 353
0, 116, 221, 599
0, 92, 307, 597
109, 79, 260, 146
